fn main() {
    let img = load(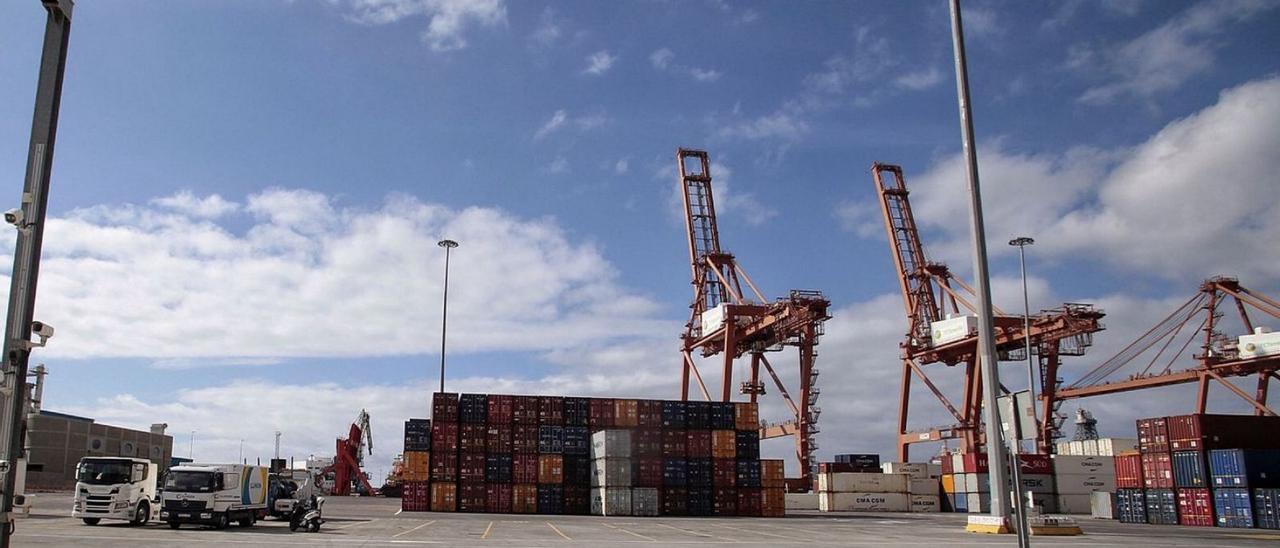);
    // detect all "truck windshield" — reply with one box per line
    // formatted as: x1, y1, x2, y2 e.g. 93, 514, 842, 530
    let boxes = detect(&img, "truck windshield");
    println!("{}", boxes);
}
165, 471, 217, 492
77, 460, 133, 485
